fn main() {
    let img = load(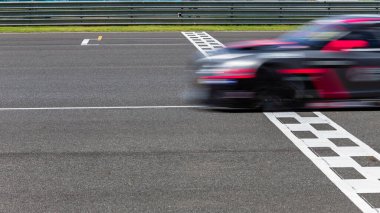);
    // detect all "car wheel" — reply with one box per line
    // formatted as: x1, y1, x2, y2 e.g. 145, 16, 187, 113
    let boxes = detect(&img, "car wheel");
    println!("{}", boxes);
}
255, 87, 290, 111
254, 65, 301, 111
